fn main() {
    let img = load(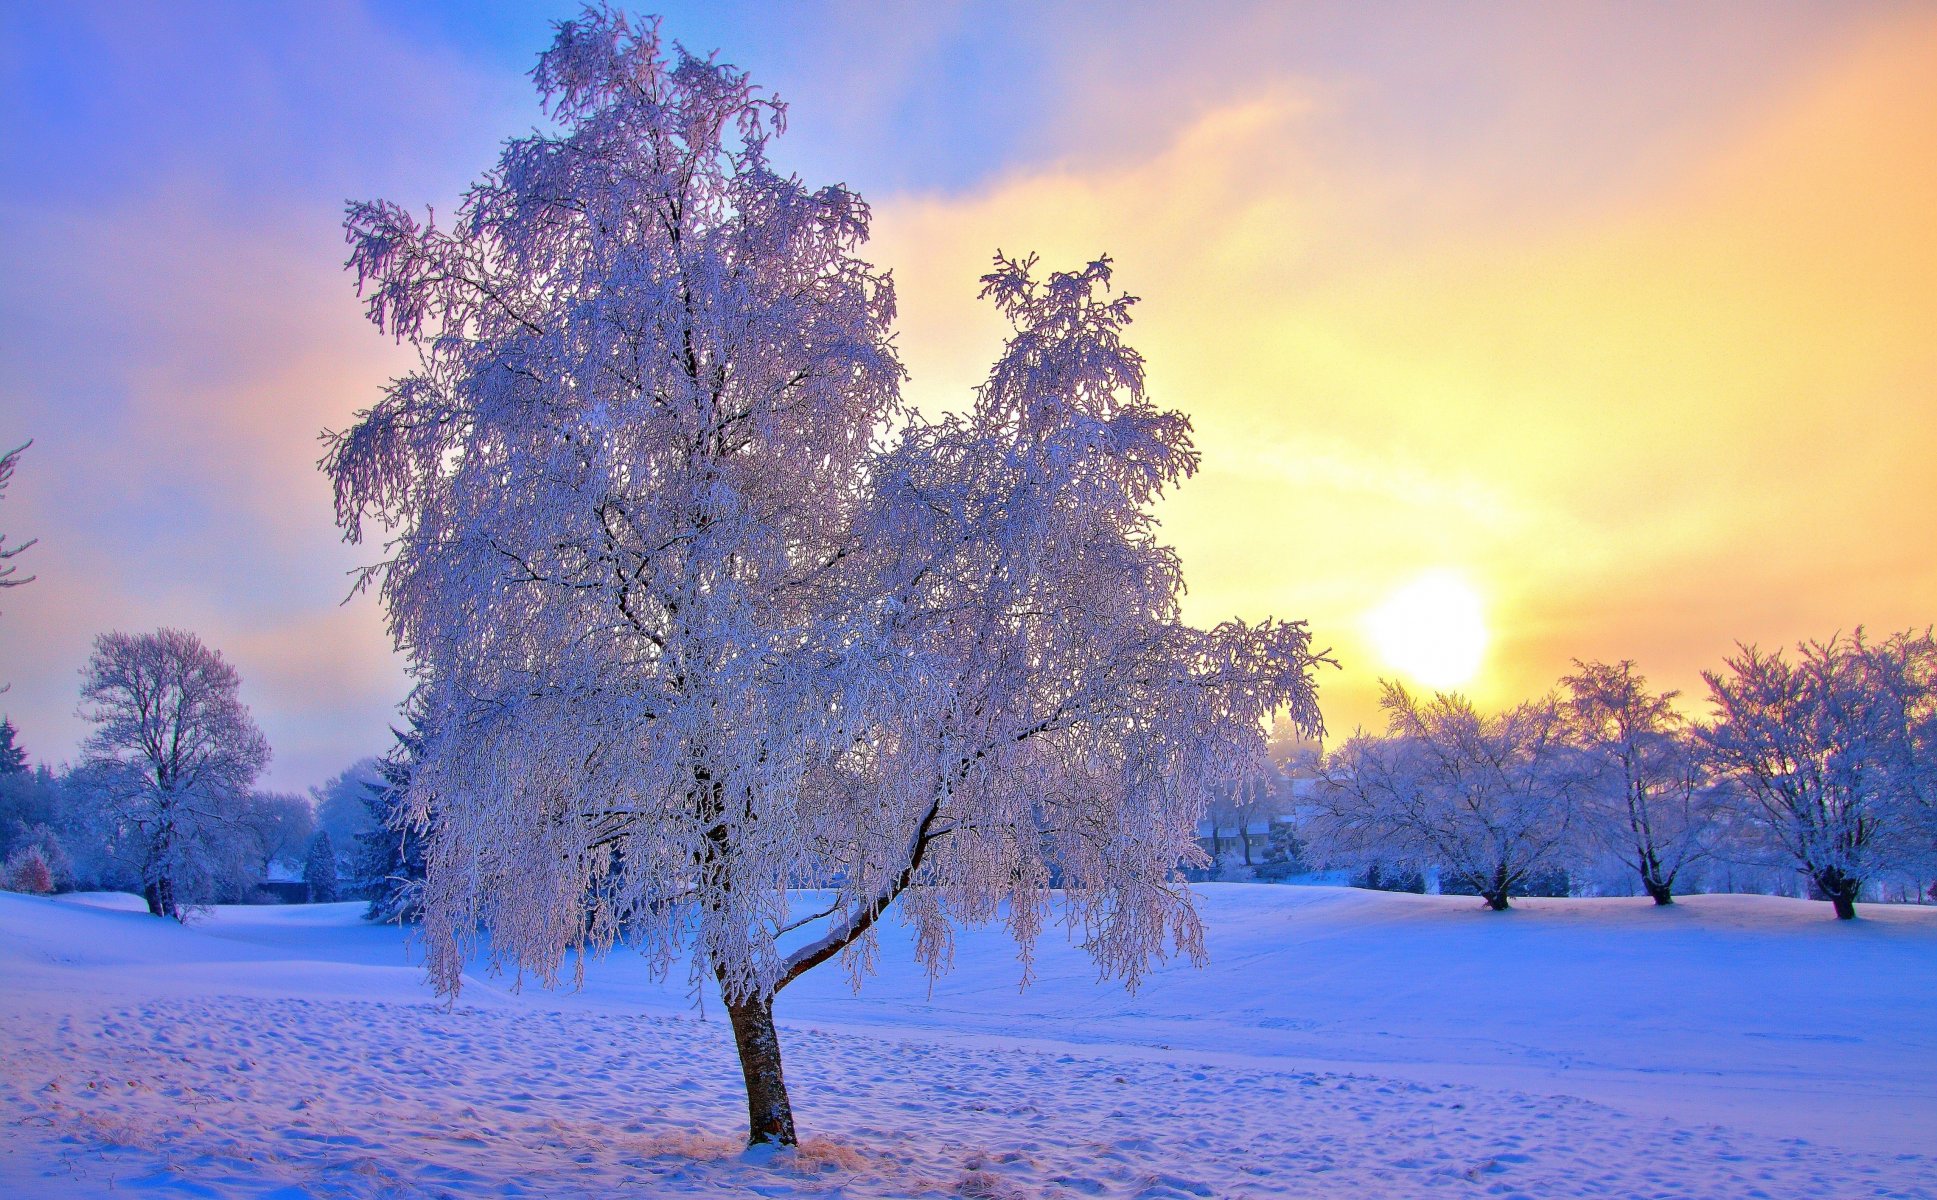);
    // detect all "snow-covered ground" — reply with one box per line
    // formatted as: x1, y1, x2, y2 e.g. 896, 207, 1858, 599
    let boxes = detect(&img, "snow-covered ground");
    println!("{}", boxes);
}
2, 887, 1933, 1198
